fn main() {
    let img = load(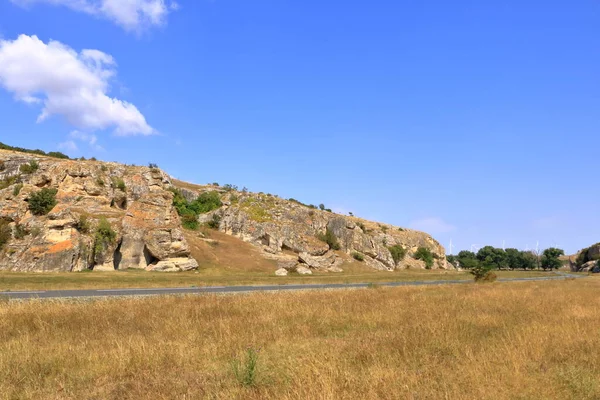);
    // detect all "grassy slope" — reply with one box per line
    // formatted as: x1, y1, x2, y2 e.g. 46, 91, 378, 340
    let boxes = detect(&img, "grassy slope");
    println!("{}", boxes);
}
1, 278, 598, 399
